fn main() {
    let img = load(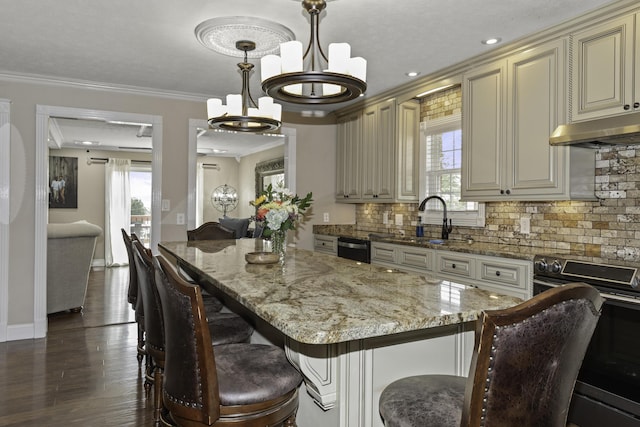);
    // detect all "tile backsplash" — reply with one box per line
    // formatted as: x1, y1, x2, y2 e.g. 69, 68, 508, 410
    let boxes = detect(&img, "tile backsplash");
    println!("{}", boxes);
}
346, 145, 640, 263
